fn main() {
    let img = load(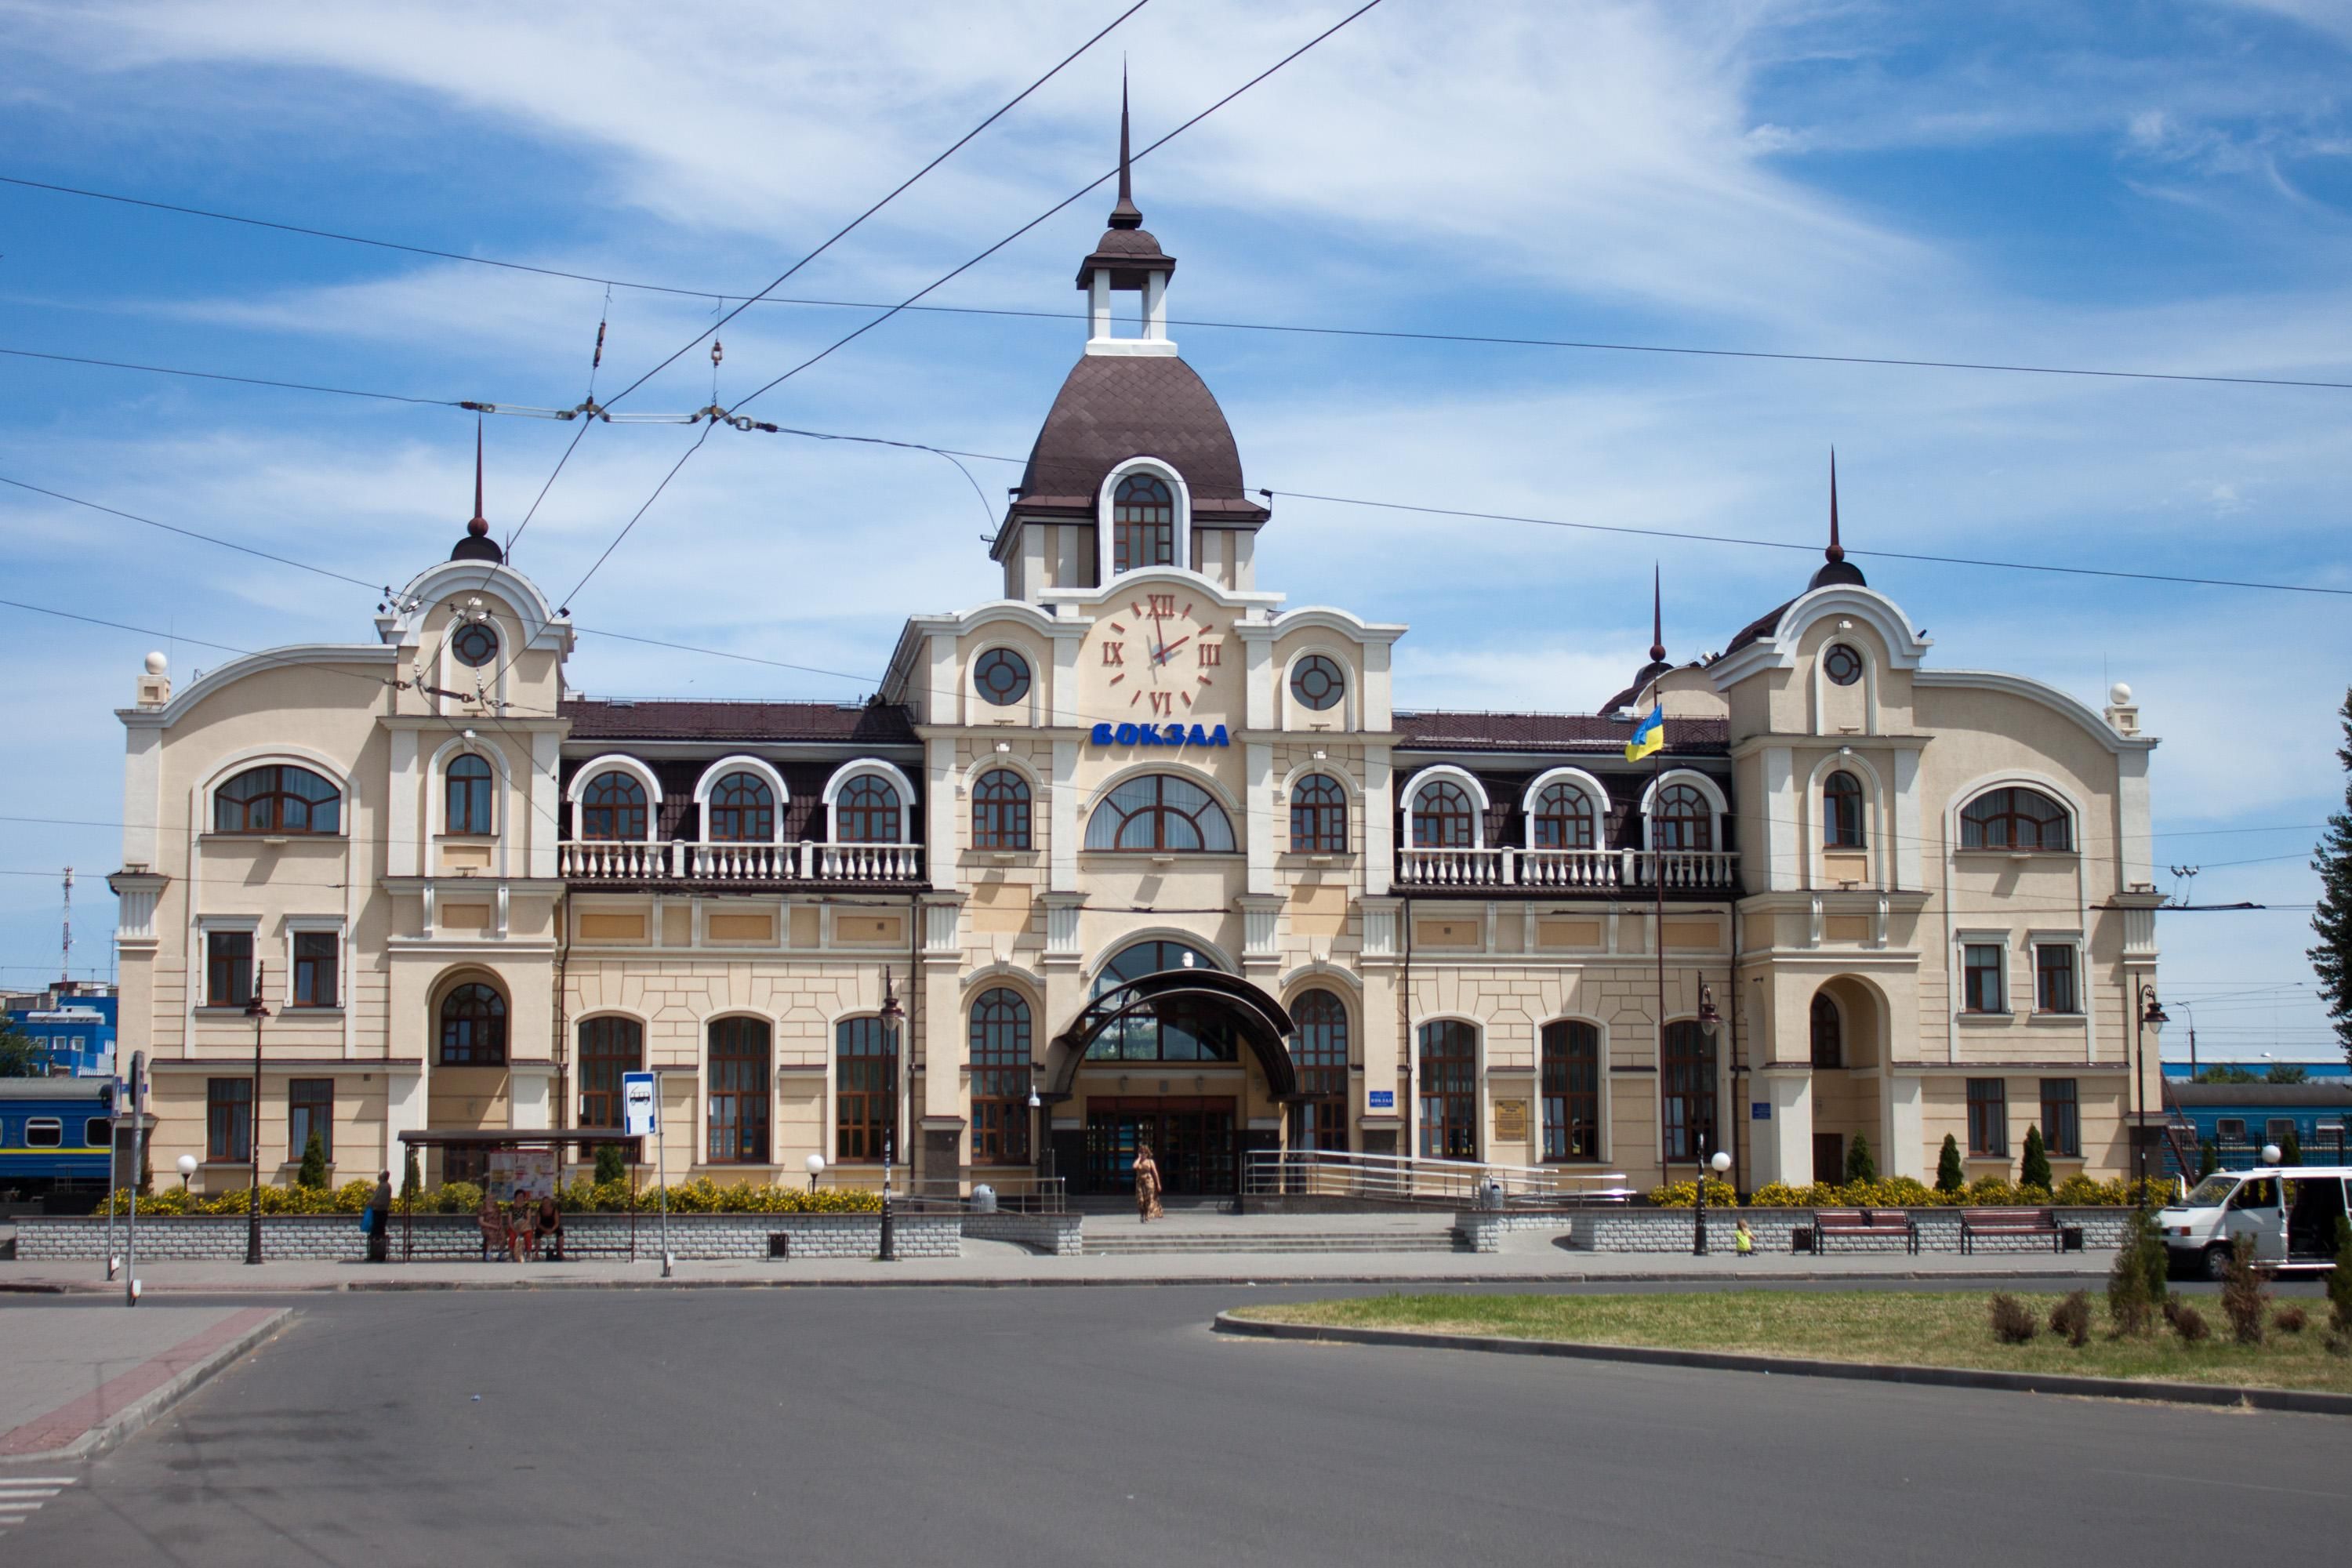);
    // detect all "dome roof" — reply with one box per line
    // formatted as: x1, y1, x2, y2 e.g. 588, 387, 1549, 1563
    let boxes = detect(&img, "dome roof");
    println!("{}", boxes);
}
1007, 354, 1268, 527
